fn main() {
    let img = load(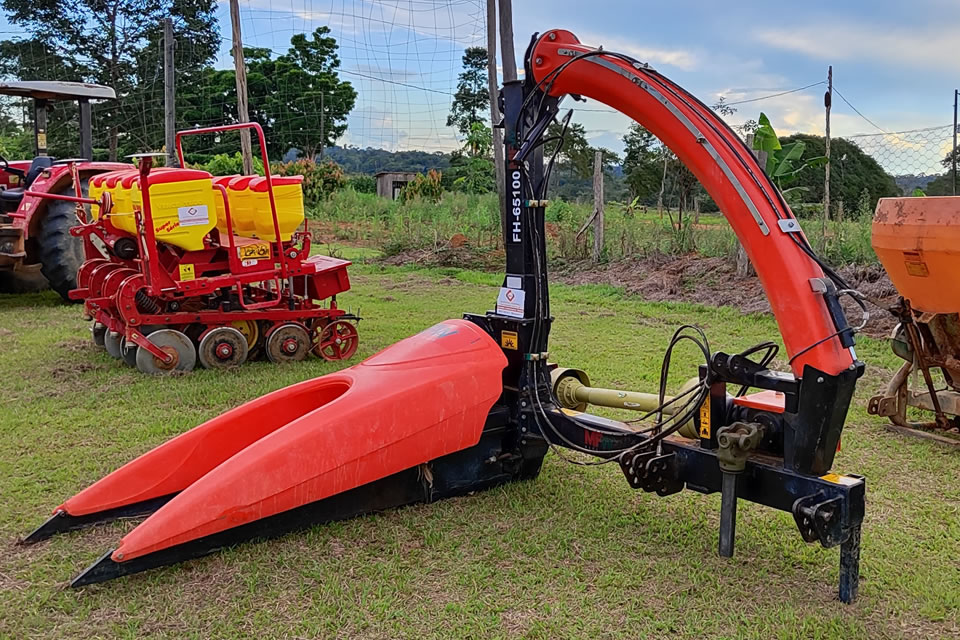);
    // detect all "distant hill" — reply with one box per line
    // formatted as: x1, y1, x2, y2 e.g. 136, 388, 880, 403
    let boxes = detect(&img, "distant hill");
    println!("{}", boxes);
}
324, 146, 452, 174
894, 174, 939, 195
